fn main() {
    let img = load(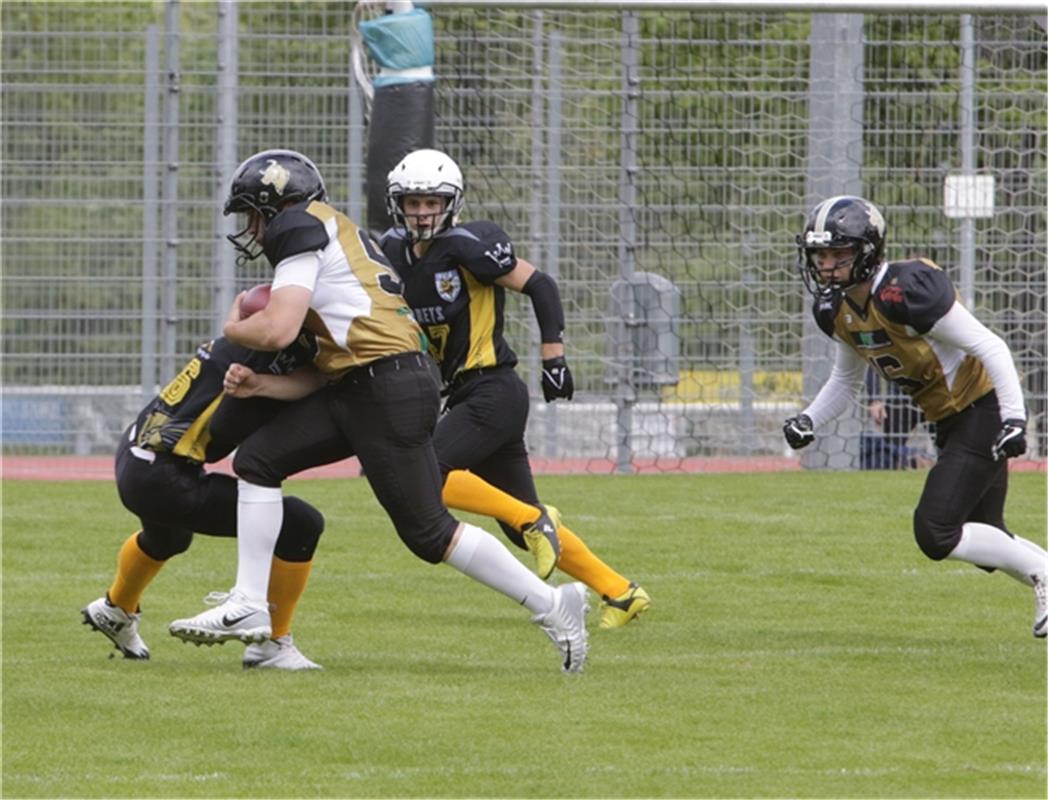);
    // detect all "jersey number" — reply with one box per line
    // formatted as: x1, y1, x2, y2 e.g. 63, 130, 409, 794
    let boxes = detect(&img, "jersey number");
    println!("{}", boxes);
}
357, 229, 403, 297
870, 354, 925, 395
427, 324, 450, 363
158, 358, 202, 405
